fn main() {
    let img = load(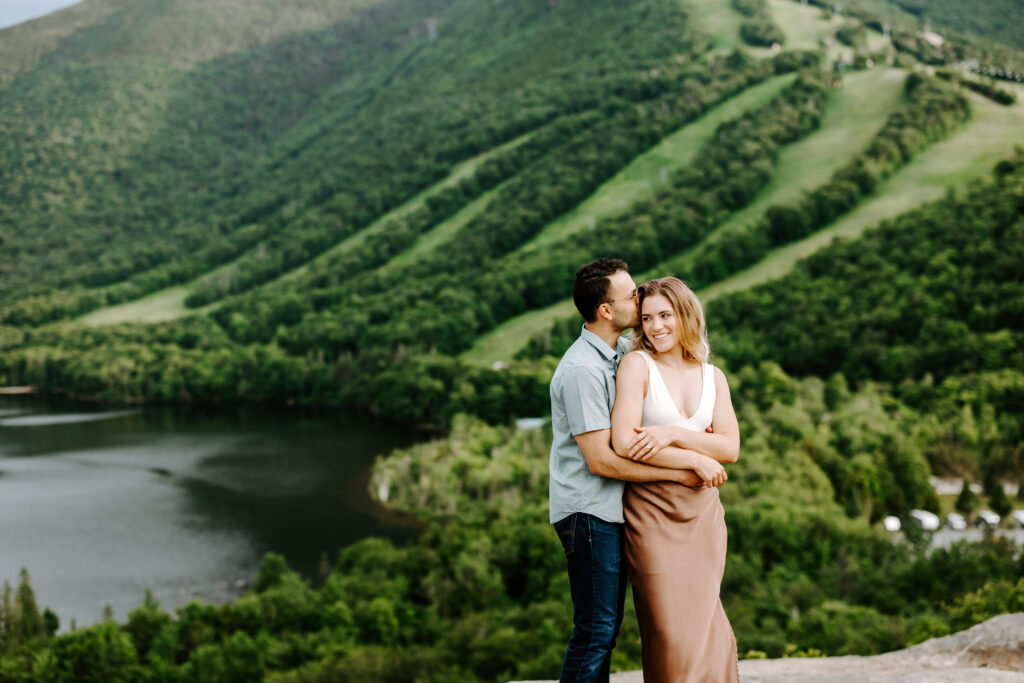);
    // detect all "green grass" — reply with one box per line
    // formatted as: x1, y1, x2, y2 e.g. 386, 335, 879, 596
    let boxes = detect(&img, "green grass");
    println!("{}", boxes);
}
650, 66, 906, 280
271, 128, 537, 282
520, 74, 797, 253
385, 177, 512, 270
701, 84, 1024, 303
685, 0, 743, 52
77, 287, 199, 327
769, 0, 840, 51
464, 77, 1024, 366
461, 299, 578, 366
766, 0, 893, 63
